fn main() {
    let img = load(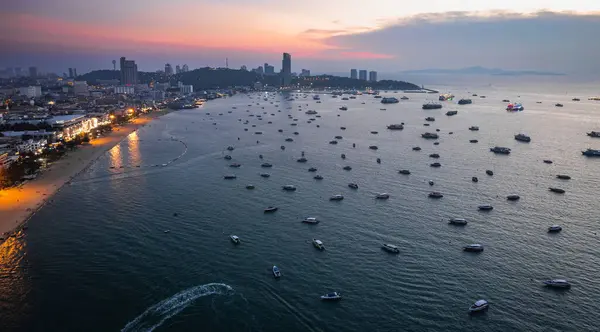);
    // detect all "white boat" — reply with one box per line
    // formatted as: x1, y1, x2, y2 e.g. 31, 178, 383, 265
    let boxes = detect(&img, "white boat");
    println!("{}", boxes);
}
312, 239, 325, 250
230, 235, 240, 244
449, 218, 467, 225
272, 265, 281, 278
320, 292, 342, 301
375, 193, 390, 199
382, 243, 400, 253
469, 299, 489, 313
303, 217, 319, 224
543, 279, 571, 288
